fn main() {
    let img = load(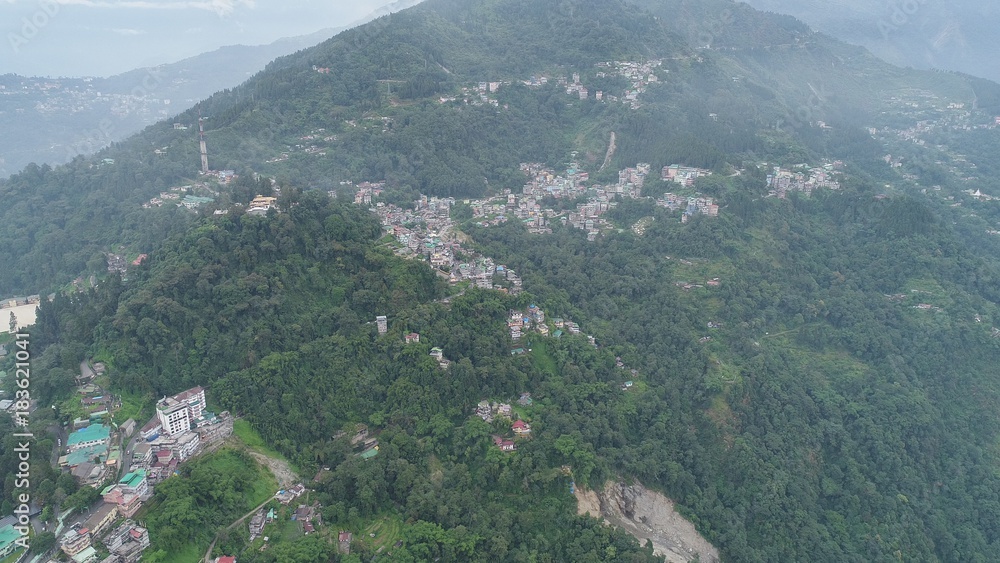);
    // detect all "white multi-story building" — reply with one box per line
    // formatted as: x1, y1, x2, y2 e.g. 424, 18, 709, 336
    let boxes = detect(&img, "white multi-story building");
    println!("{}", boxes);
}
155, 386, 206, 436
